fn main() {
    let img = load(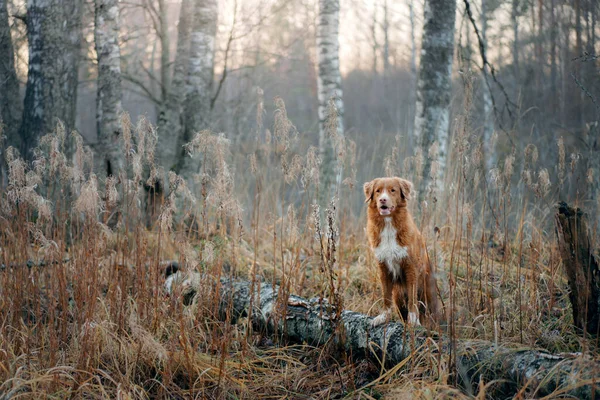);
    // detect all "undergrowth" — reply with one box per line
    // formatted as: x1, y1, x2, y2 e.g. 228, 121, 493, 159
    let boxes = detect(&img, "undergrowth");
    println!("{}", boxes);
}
0, 81, 597, 399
